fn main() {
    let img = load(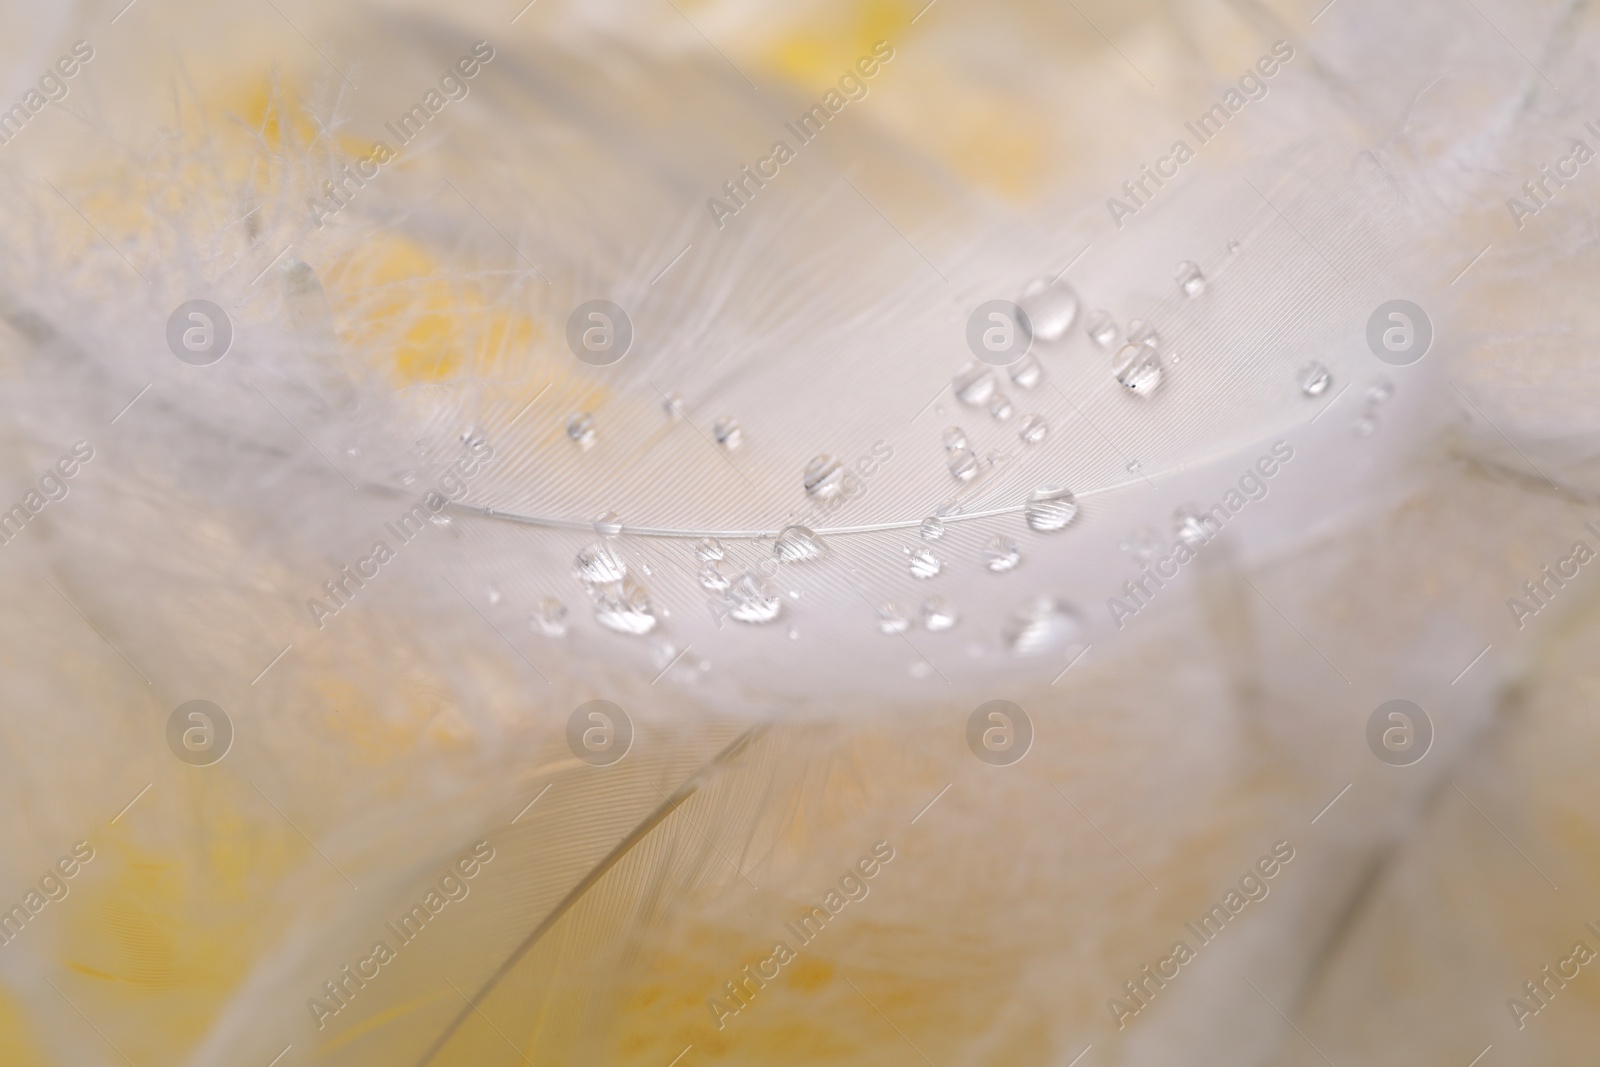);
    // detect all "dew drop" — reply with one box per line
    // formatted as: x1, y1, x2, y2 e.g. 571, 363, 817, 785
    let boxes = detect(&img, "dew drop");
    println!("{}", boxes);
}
788, 628, 800, 640
712, 417, 743, 449
694, 537, 724, 562
592, 578, 657, 635
947, 447, 979, 482
1008, 353, 1044, 390
462, 425, 487, 449
566, 413, 598, 449
1018, 414, 1049, 445
877, 601, 911, 634
1003, 597, 1083, 656
1086, 309, 1118, 348
984, 536, 1021, 572
698, 562, 730, 592
804, 454, 845, 499
1355, 413, 1378, 436
1113, 342, 1163, 395
989, 392, 1014, 421
1025, 486, 1078, 532
430, 513, 454, 530
942, 426, 969, 453
1017, 276, 1079, 342
1227, 239, 1241, 254
774, 524, 827, 563
920, 516, 945, 540
486, 586, 502, 606
1367, 379, 1393, 404
593, 510, 623, 536
1298, 361, 1332, 397
920, 596, 959, 632
1174, 505, 1216, 548
575, 543, 628, 584
1176, 261, 1206, 297
662, 390, 685, 419
906, 546, 943, 579
953, 364, 996, 407
530, 597, 568, 637
727, 572, 783, 624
